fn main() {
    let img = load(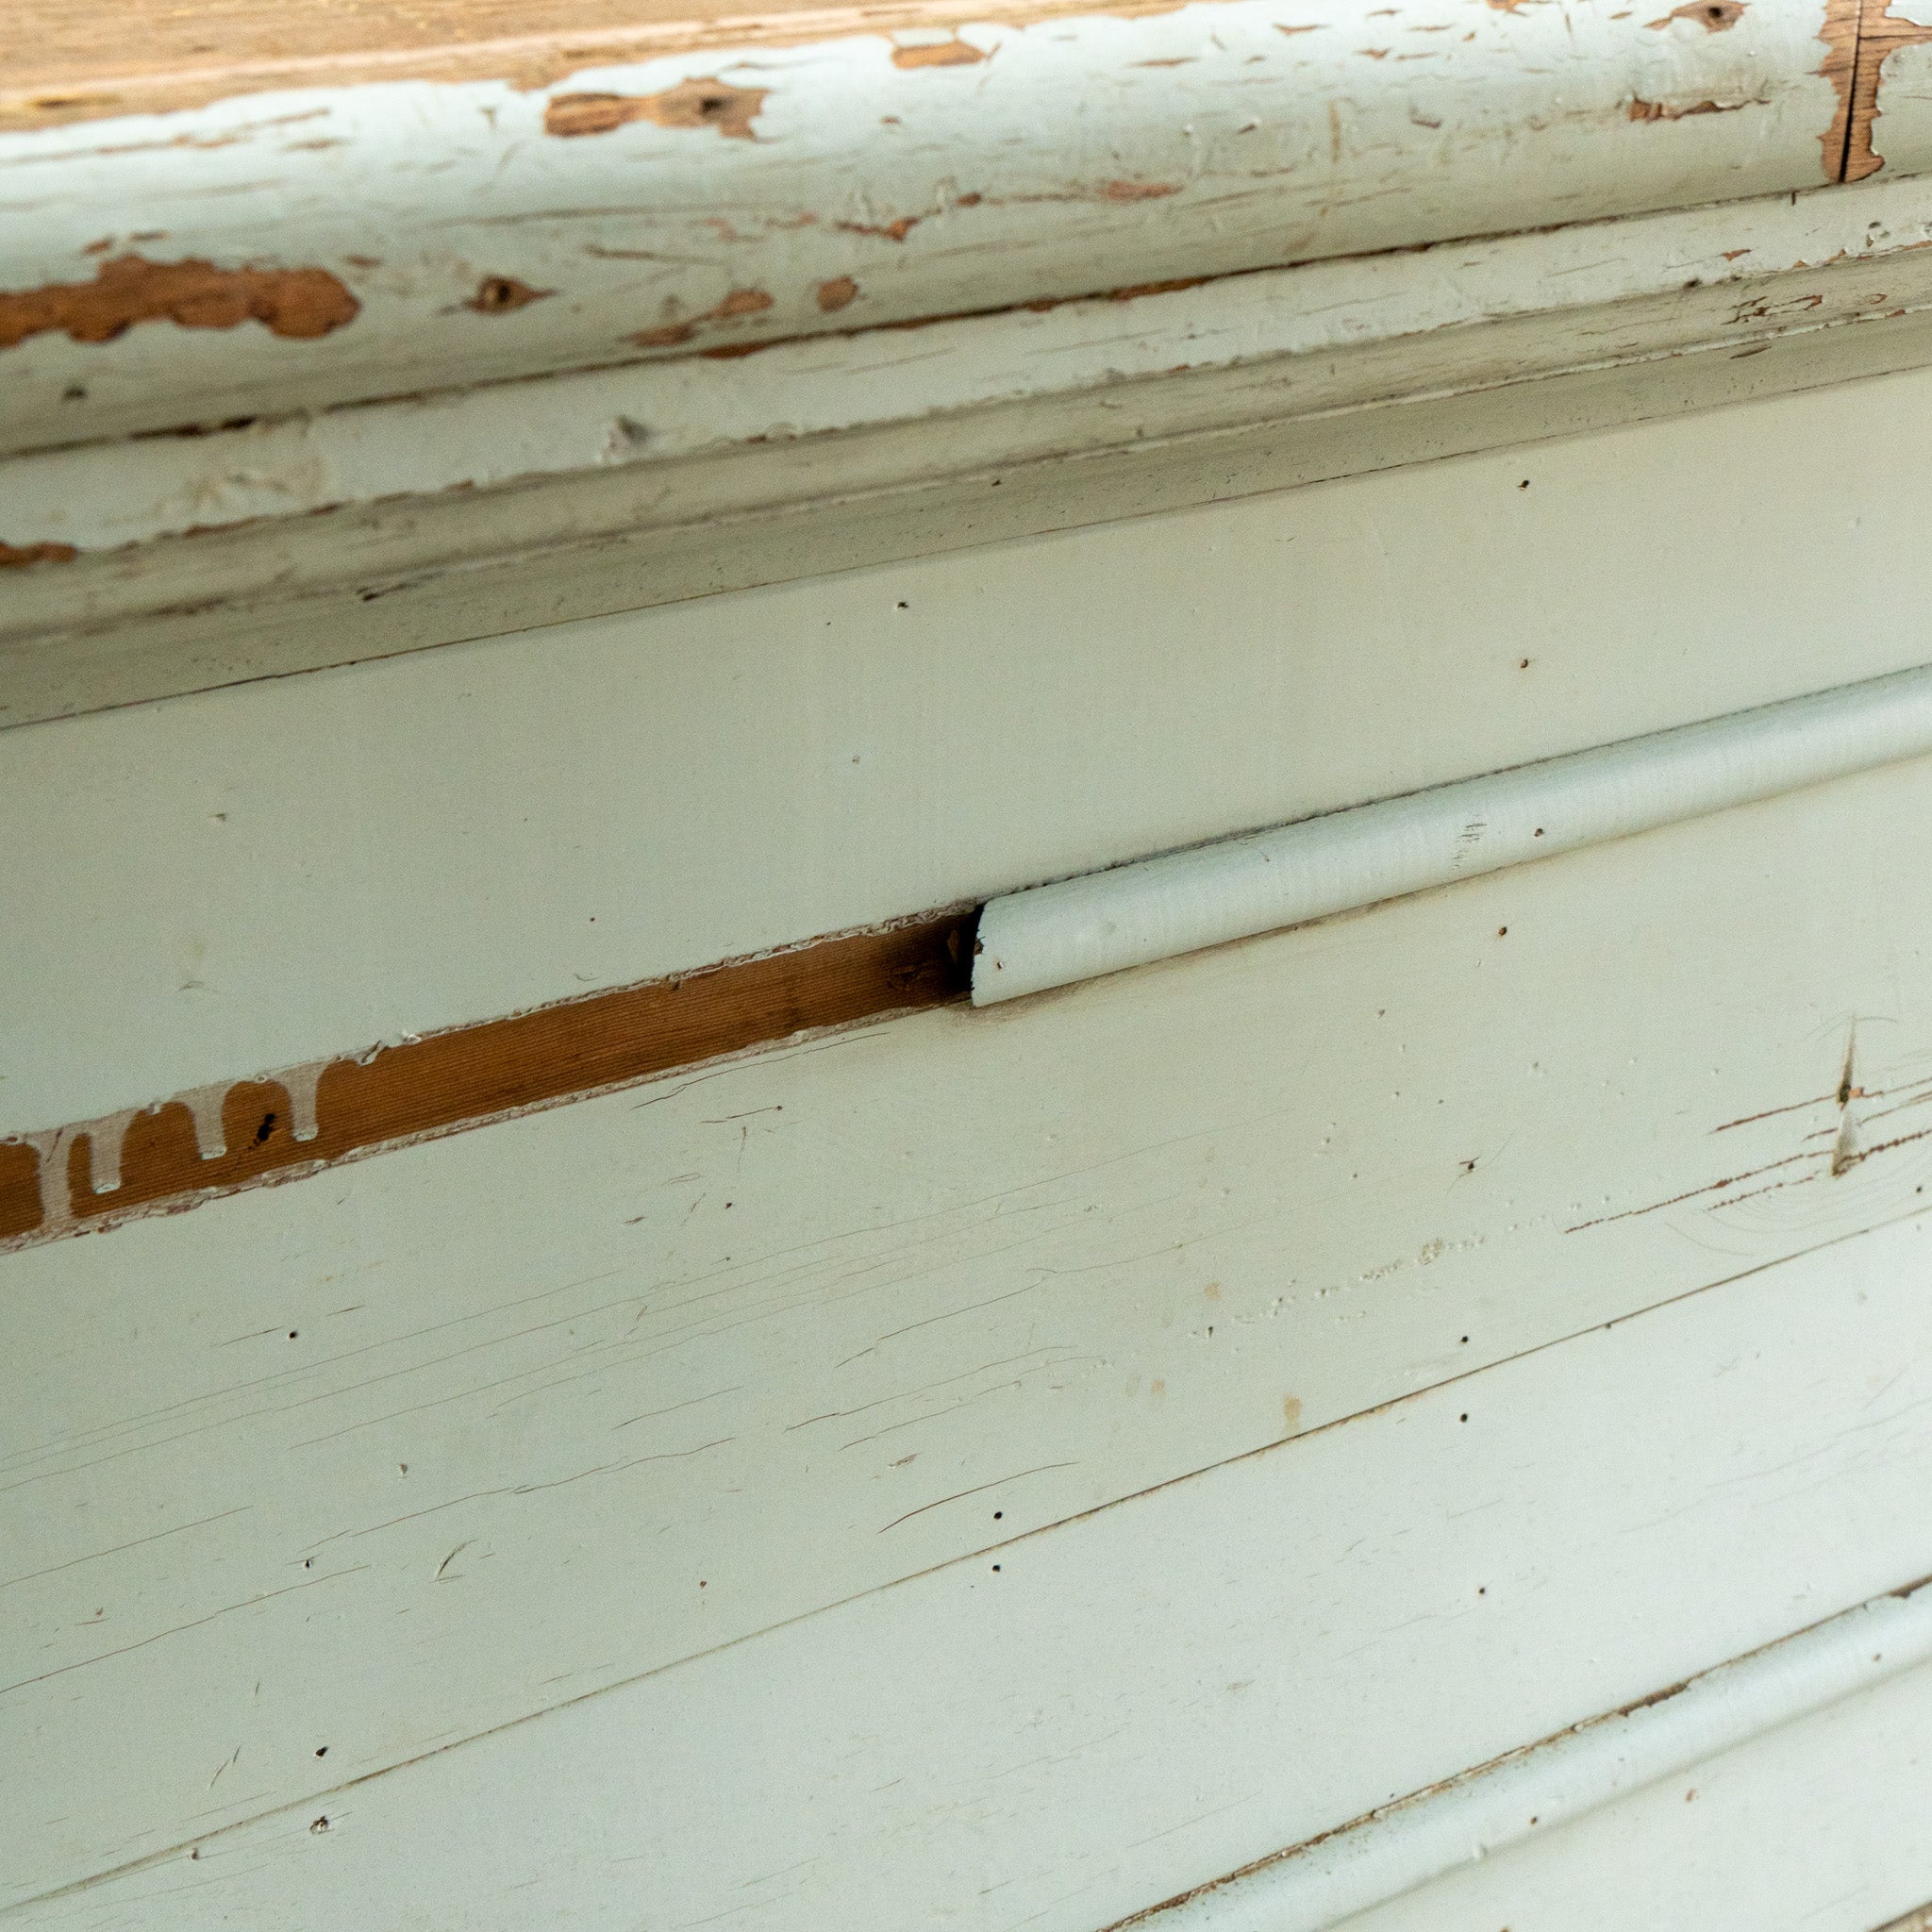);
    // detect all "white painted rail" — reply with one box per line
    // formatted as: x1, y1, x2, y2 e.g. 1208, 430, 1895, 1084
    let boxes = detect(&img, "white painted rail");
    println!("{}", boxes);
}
1122, 1578, 1932, 1932
974, 661, 1932, 1003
